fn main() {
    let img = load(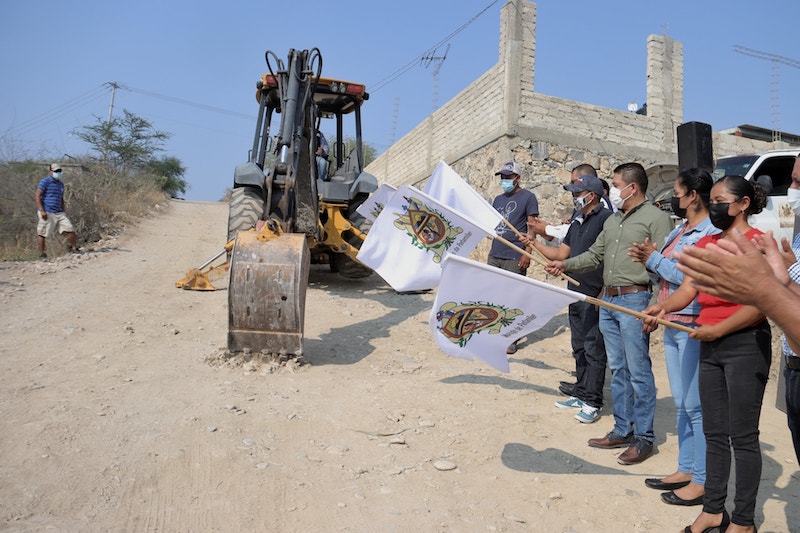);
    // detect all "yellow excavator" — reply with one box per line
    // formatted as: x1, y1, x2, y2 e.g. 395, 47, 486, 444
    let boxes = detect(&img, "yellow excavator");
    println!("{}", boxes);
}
177, 48, 378, 356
